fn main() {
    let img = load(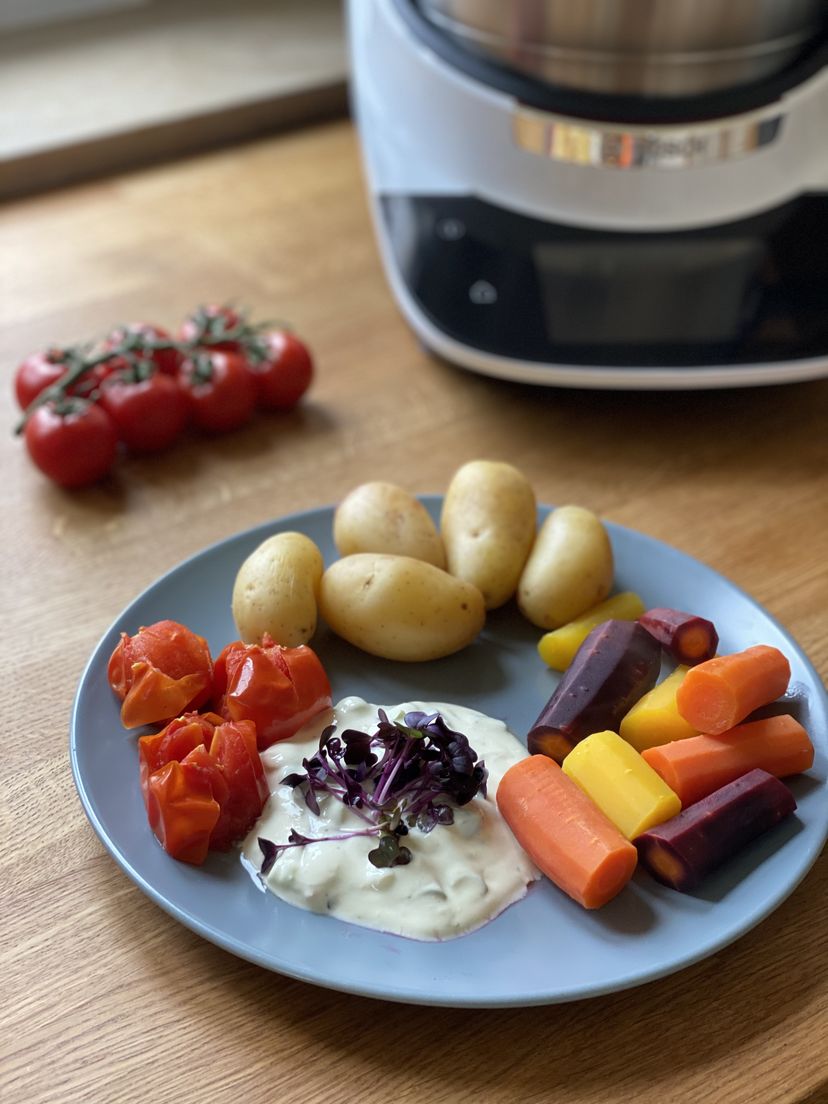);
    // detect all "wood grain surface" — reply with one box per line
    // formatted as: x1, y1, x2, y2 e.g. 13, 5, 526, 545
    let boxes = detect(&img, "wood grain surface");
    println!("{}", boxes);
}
1, 120, 826, 1104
